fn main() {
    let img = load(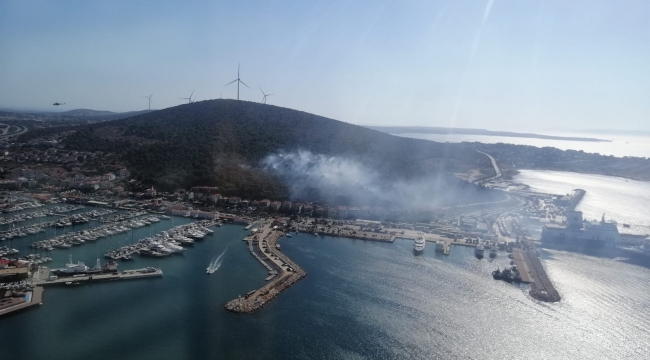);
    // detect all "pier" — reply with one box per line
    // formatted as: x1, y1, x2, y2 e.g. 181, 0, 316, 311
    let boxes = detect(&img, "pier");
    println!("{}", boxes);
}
33, 267, 163, 286
0, 286, 43, 317
512, 248, 561, 302
0, 266, 163, 317
225, 221, 306, 313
